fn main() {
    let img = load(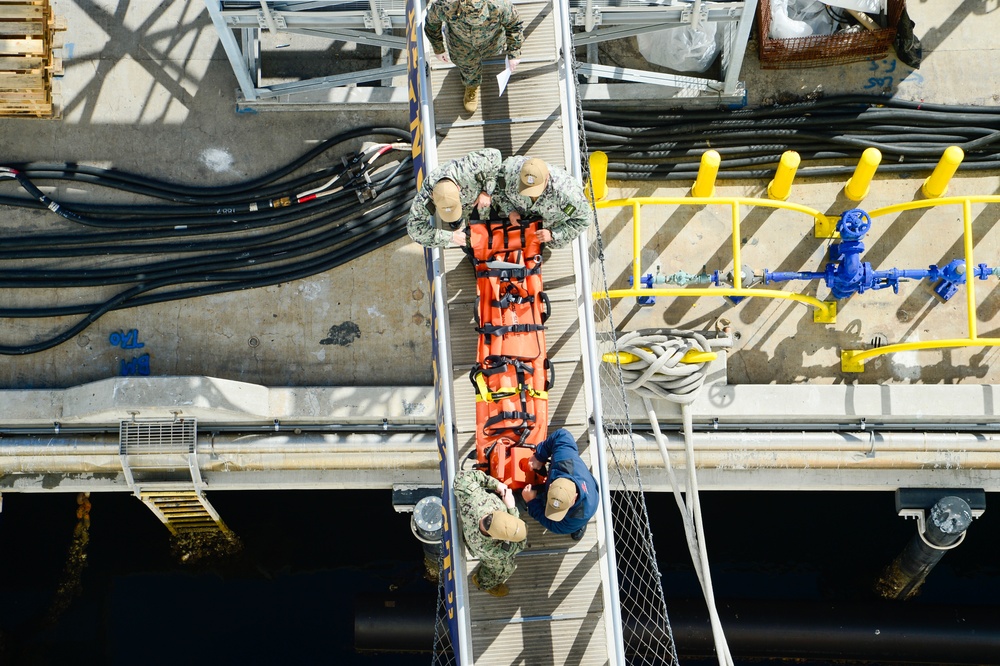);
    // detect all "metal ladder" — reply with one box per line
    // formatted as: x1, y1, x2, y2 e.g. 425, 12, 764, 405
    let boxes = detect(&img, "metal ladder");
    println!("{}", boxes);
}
119, 416, 233, 539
